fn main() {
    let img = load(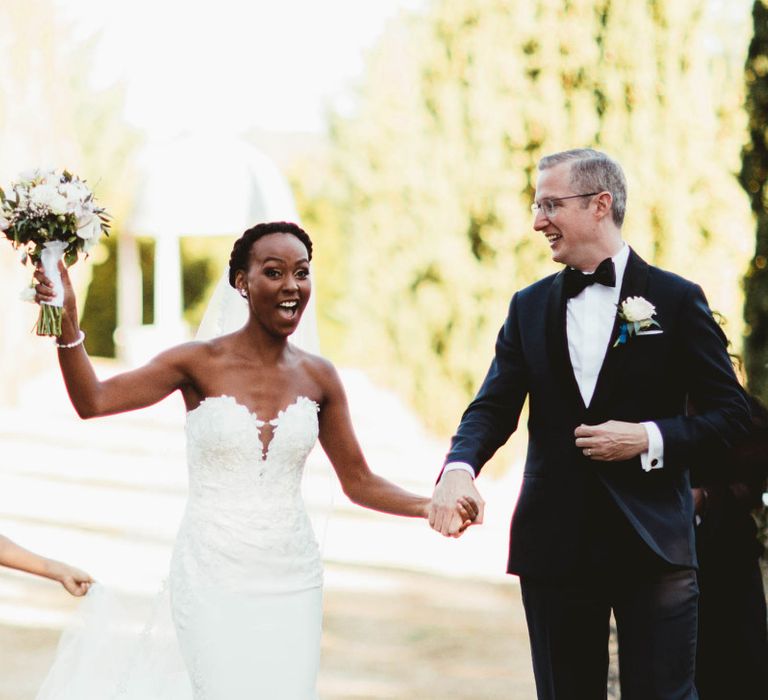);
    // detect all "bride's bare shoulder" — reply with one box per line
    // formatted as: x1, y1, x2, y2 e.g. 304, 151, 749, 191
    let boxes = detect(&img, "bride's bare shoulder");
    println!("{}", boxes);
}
160, 335, 234, 367
291, 346, 339, 383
